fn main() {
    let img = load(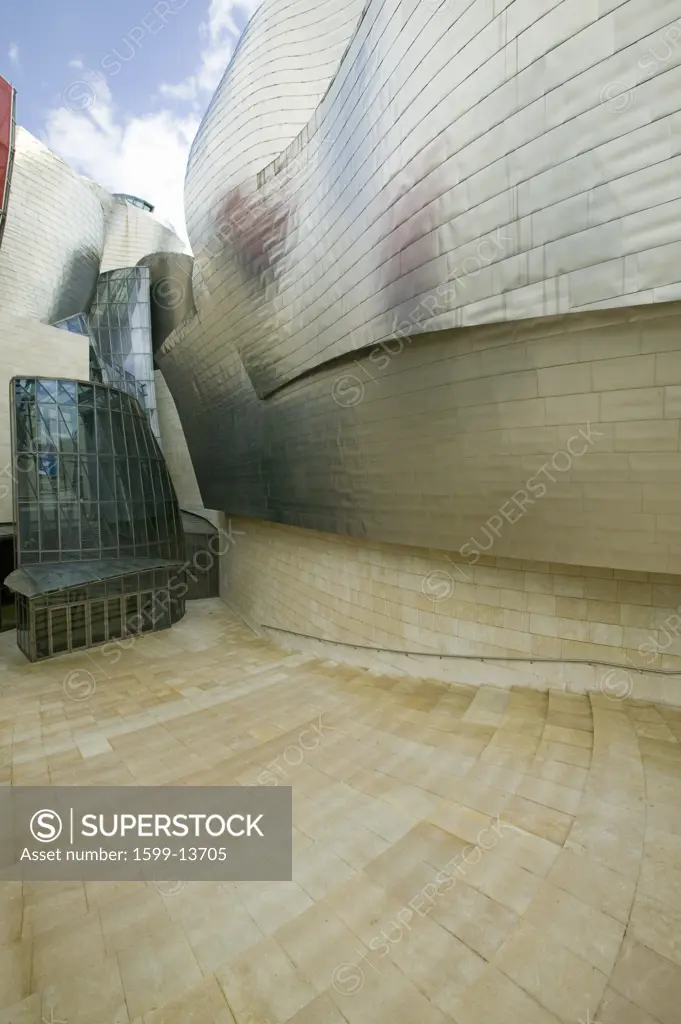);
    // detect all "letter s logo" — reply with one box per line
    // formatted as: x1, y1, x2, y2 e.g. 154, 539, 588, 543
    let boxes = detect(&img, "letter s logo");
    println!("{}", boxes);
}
30, 809, 63, 843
